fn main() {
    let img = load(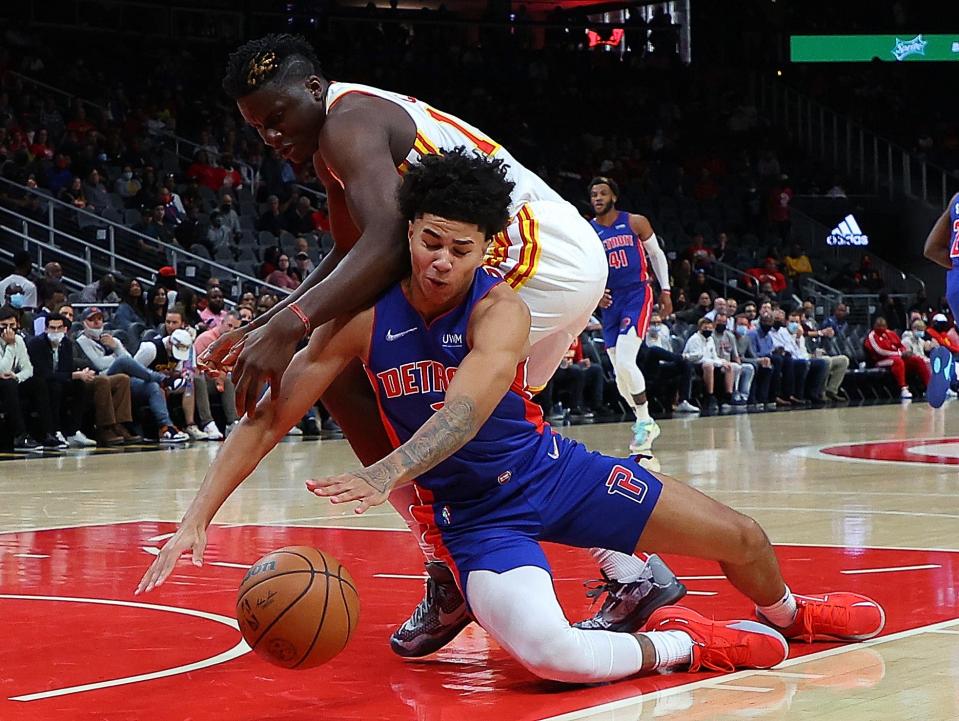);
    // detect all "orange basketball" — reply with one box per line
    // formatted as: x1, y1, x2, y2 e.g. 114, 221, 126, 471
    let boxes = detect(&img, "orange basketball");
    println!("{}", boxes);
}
236, 546, 359, 669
